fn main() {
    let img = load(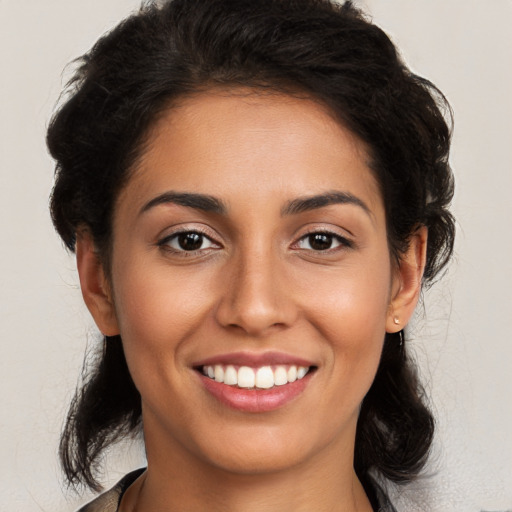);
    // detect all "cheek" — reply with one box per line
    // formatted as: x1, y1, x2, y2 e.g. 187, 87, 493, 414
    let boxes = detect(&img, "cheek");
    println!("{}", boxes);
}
304, 258, 391, 342
301, 258, 391, 396
110, 259, 217, 379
